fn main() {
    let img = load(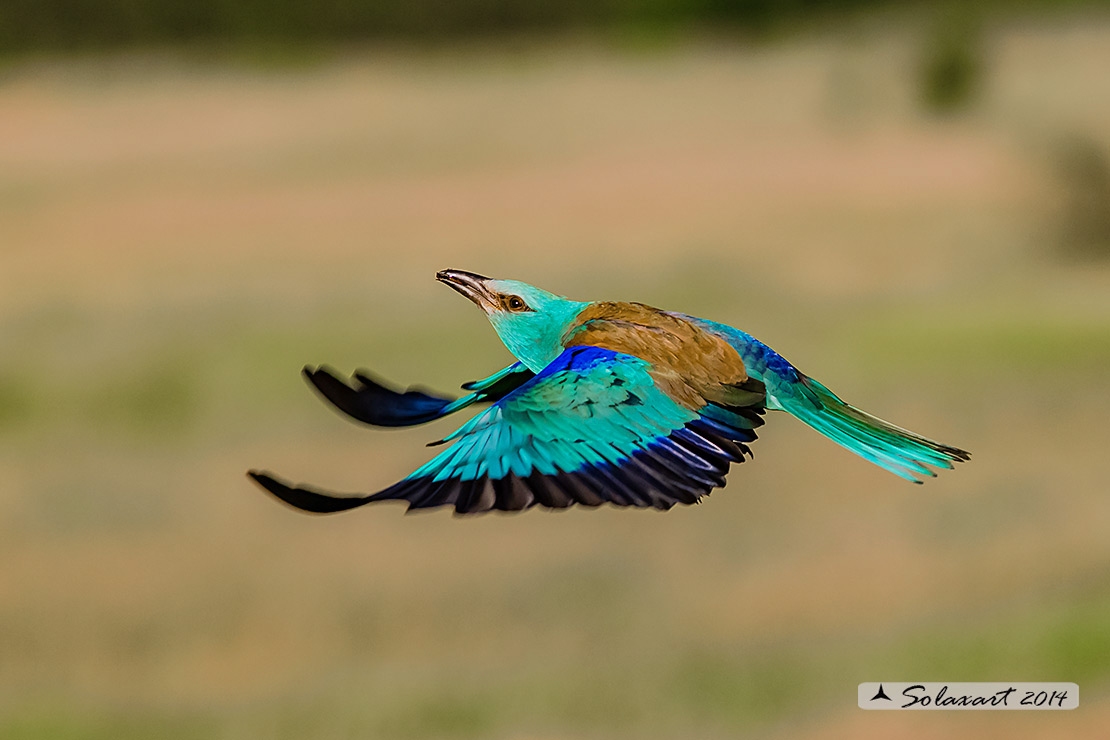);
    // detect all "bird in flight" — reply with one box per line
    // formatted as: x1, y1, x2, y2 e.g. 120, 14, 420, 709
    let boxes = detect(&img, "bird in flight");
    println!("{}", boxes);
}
249, 270, 968, 515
